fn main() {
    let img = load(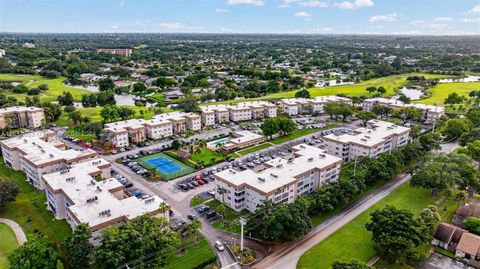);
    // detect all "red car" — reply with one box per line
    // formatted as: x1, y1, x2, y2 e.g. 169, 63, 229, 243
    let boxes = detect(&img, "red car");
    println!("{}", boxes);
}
196, 179, 205, 185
